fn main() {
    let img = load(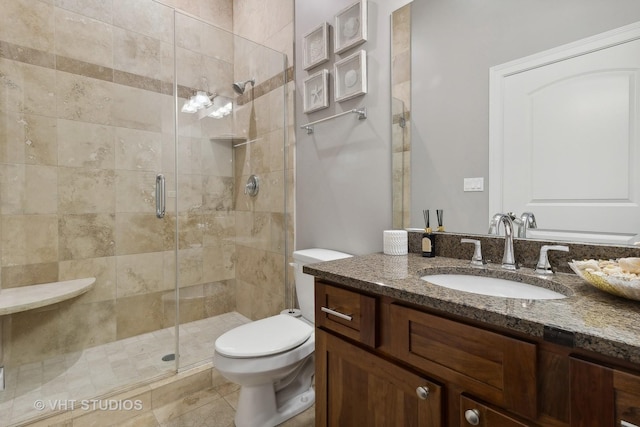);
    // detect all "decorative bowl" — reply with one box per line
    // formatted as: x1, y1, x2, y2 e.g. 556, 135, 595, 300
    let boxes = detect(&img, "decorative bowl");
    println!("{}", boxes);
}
568, 259, 640, 301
